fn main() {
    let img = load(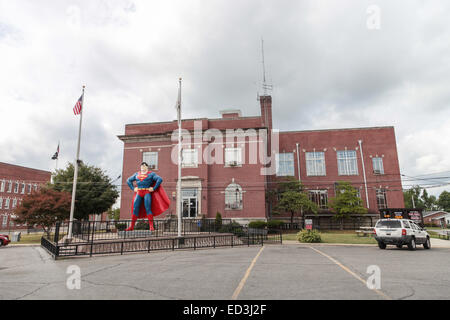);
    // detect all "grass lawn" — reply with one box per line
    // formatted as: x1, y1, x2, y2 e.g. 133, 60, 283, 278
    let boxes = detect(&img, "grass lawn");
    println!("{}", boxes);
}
283, 230, 378, 245
5, 232, 44, 244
